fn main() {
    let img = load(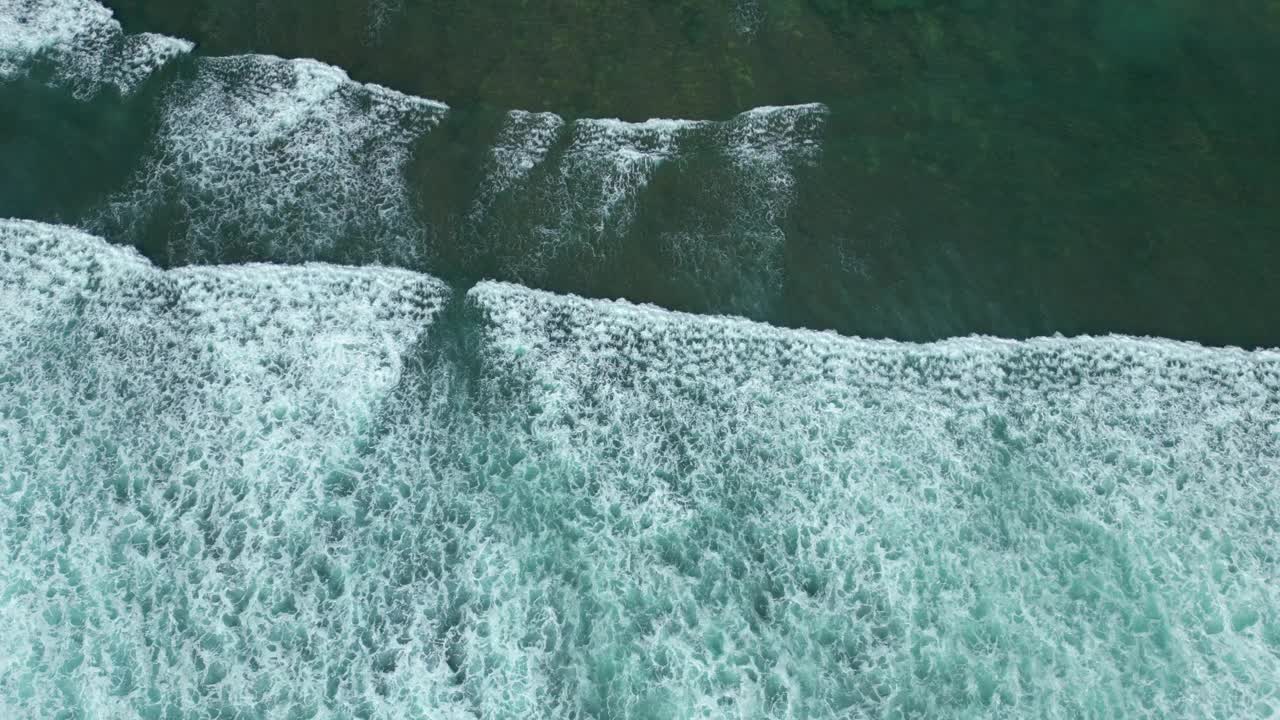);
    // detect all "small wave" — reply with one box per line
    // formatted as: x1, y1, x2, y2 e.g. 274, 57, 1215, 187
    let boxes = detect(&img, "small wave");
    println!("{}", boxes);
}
467, 103, 827, 308
7, 1, 829, 314
93, 53, 449, 266
0, 0, 191, 98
